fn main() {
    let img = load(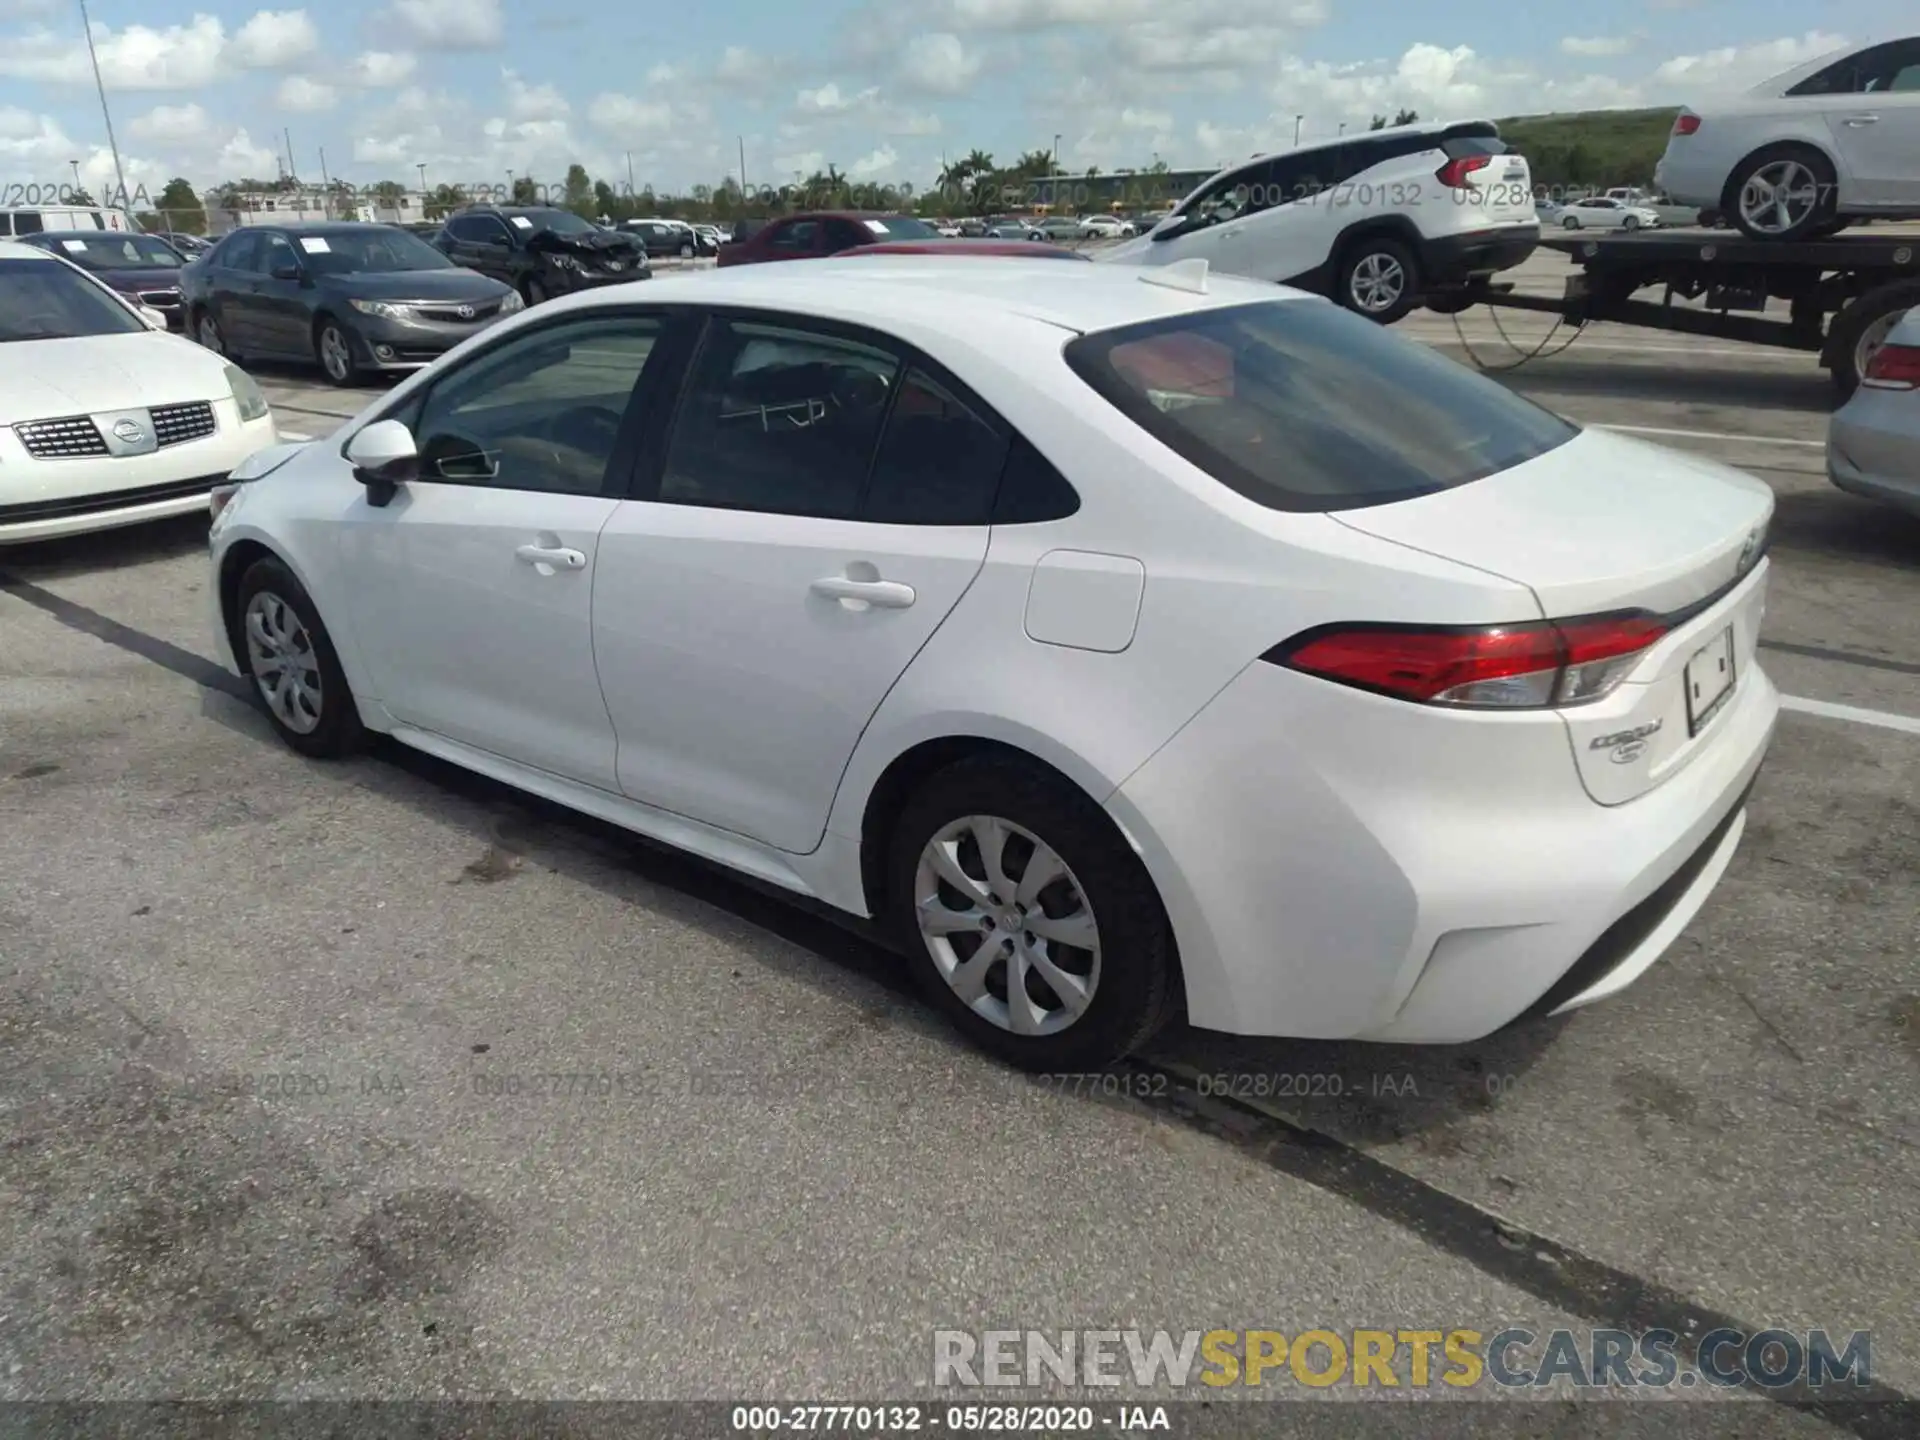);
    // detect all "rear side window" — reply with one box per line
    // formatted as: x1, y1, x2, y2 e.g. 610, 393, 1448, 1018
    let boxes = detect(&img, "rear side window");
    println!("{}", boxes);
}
862, 368, 1009, 525
1442, 135, 1509, 159
13, 211, 44, 235
1064, 299, 1578, 513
